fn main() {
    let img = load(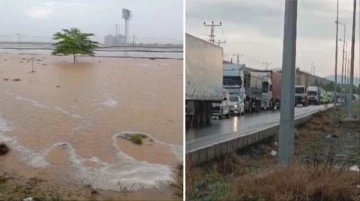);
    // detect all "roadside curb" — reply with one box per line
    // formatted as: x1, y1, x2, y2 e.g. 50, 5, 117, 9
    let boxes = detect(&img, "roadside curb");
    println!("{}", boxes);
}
186, 106, 333, 166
